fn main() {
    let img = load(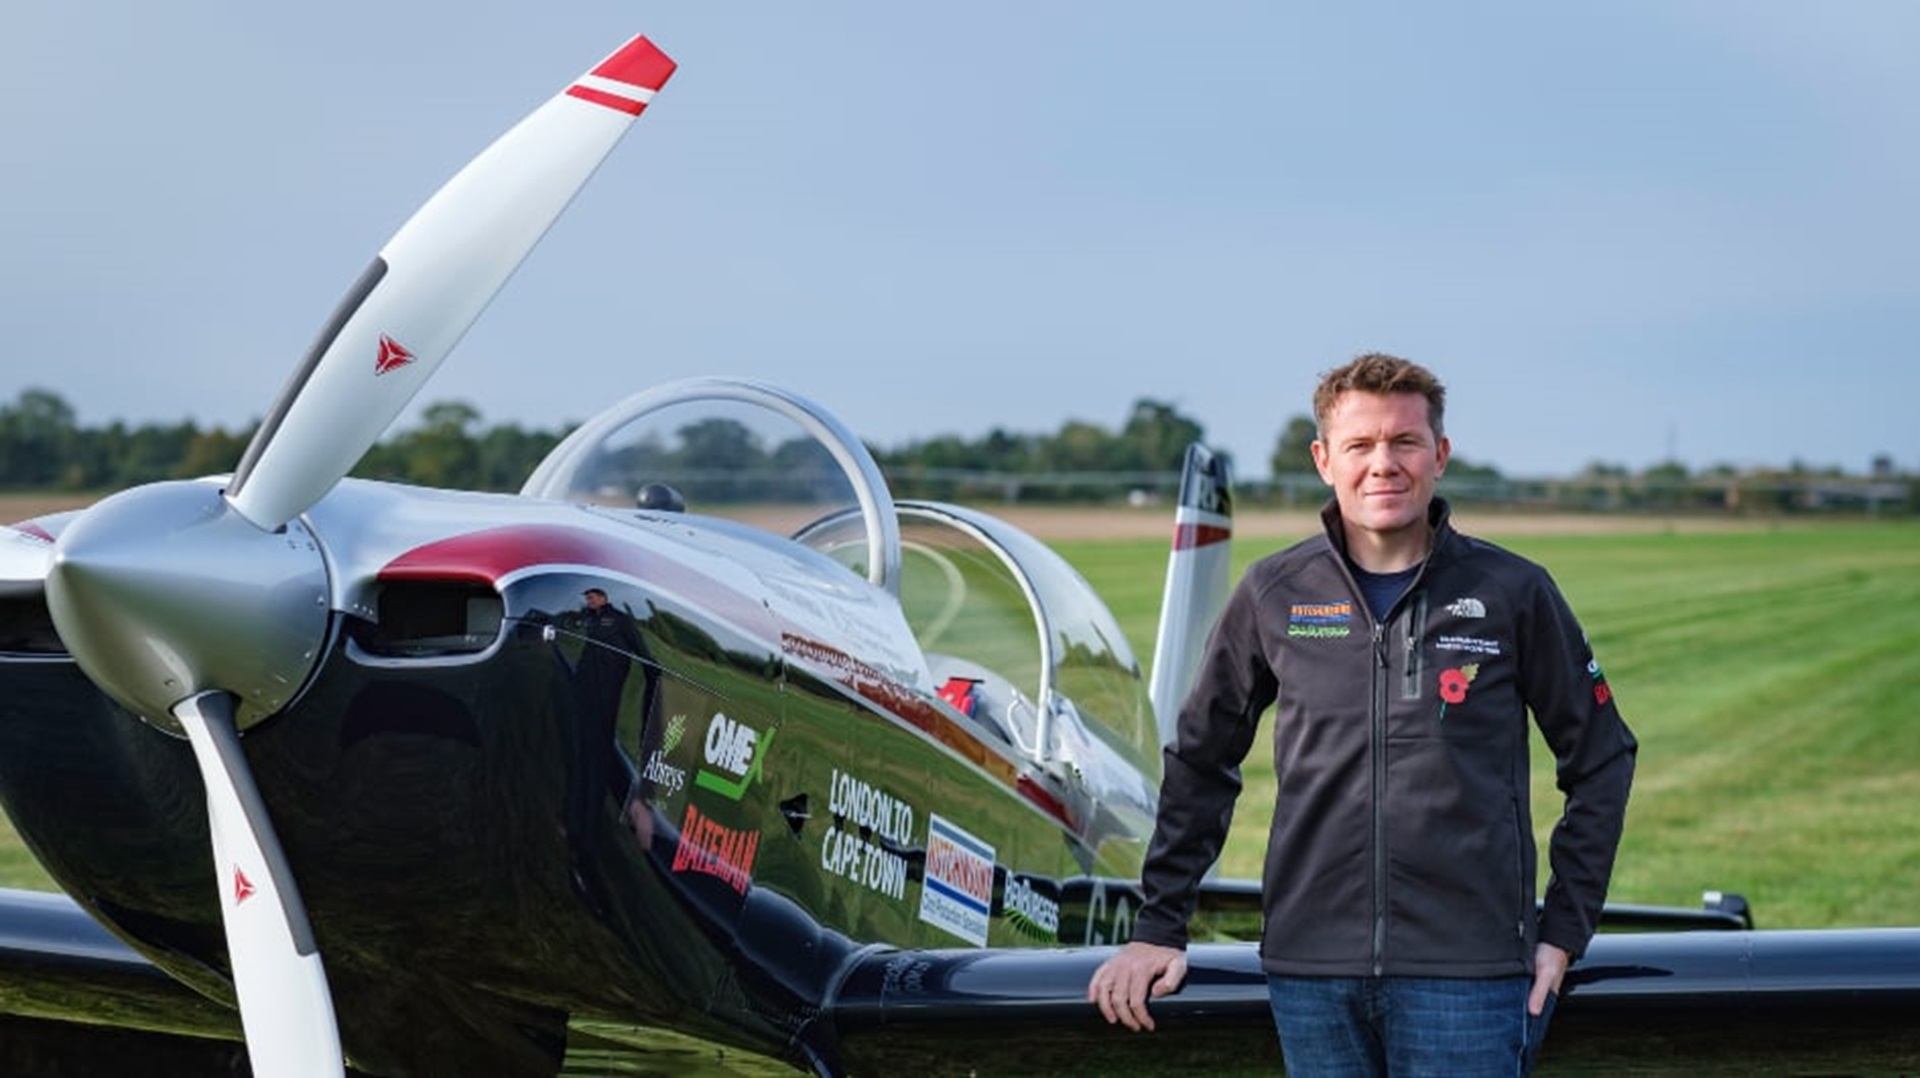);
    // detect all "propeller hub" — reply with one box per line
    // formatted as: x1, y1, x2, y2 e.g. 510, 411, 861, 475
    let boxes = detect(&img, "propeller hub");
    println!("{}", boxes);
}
46, 481, 331, 734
